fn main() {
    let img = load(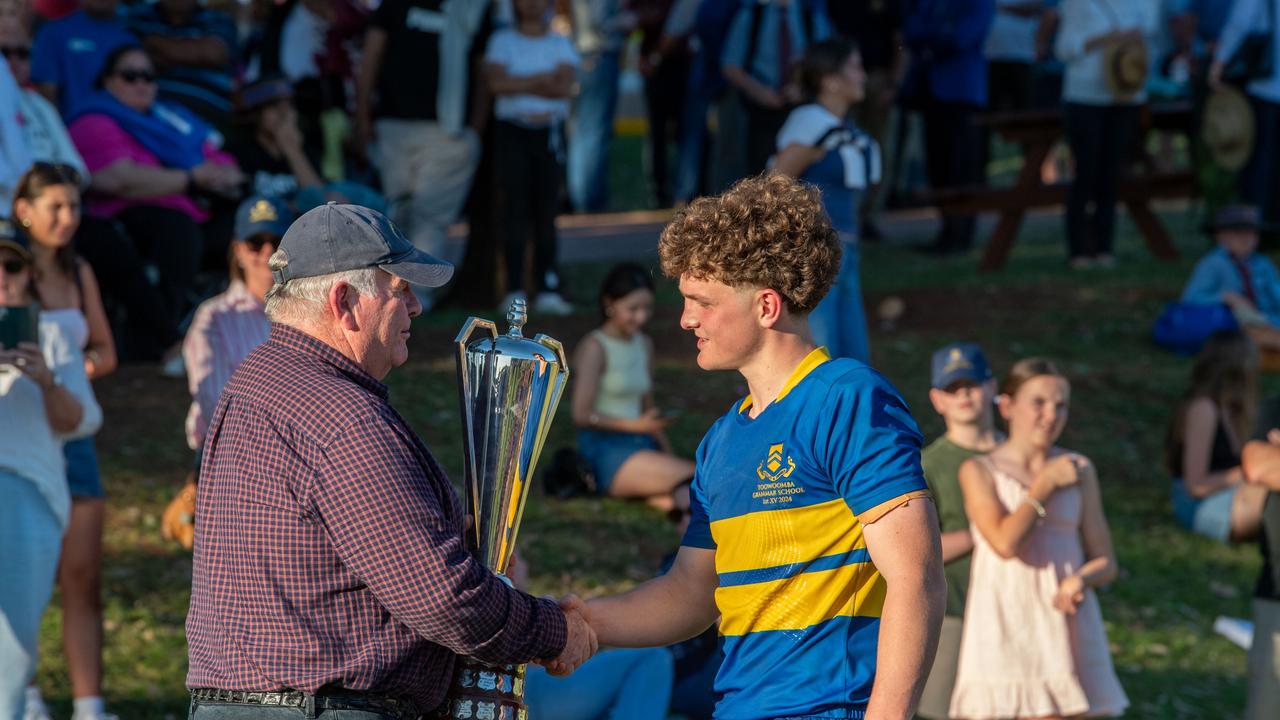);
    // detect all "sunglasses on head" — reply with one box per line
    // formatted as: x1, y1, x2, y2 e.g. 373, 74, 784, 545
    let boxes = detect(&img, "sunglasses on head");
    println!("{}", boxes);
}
116, 68, 157, 84
0, 258, 27, 274
0, 46, 30, 61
